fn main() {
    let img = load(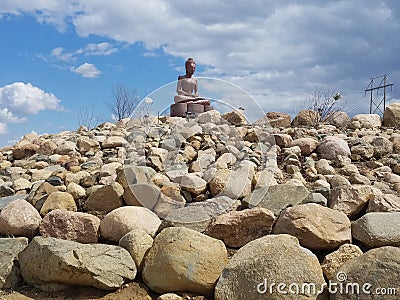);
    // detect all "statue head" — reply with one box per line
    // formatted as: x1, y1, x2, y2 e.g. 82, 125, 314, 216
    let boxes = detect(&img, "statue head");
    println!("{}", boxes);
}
185, 58, 196, 75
